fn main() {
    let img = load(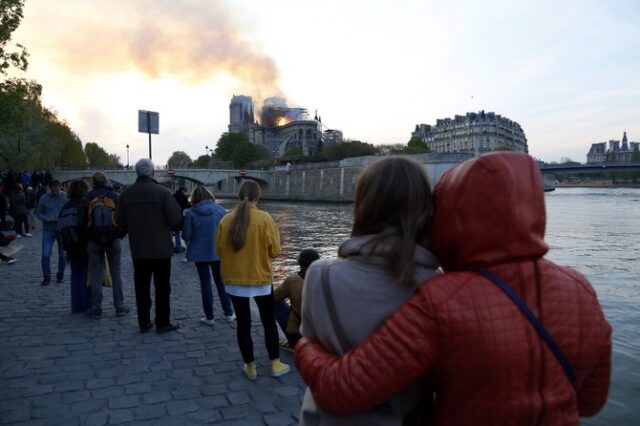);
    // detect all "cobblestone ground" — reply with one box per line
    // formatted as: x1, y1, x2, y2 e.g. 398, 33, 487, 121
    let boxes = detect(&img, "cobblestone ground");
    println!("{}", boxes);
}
0, 225, 305, 426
